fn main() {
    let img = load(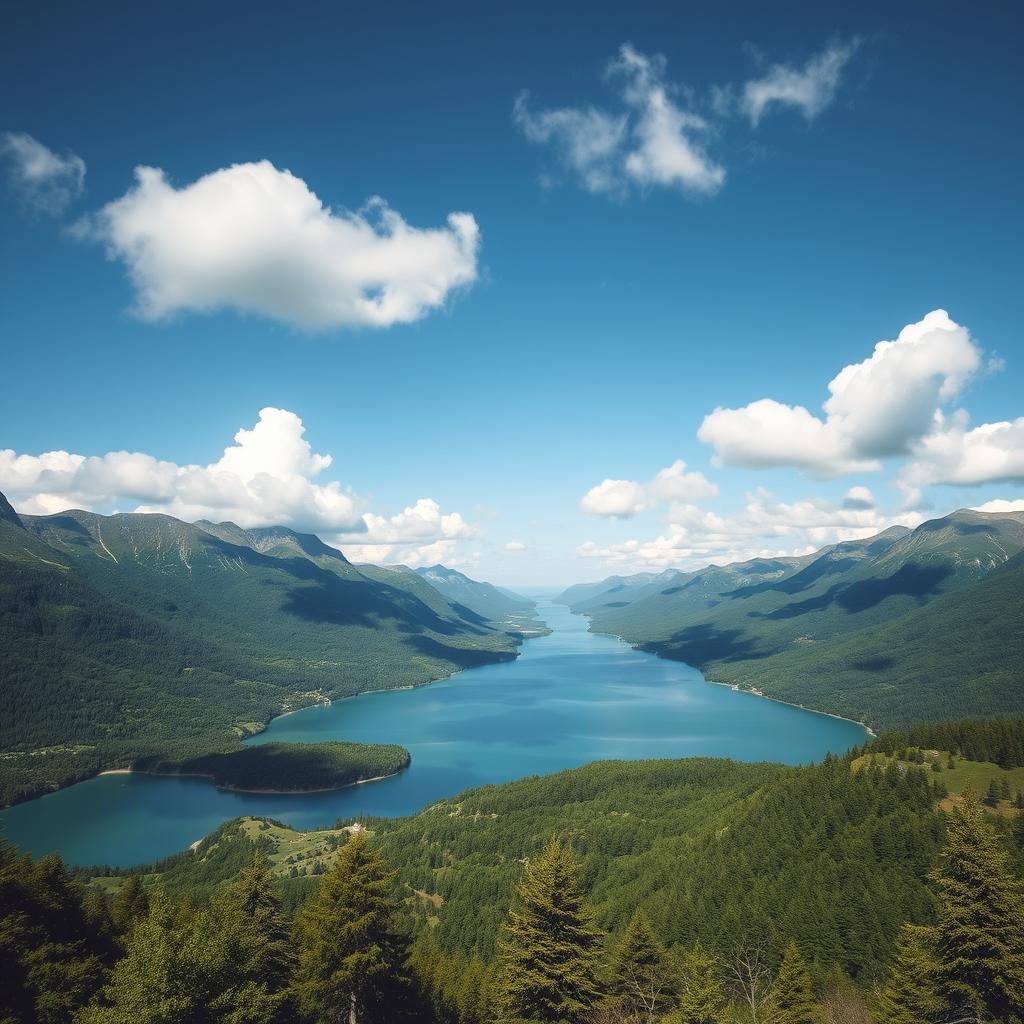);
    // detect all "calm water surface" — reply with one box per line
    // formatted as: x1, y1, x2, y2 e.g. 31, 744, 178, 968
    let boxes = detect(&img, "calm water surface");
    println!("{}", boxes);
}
1, 601, 866, 865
